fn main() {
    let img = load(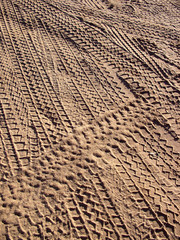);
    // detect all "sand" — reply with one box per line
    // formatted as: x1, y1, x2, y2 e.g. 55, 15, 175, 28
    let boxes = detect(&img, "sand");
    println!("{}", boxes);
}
0, 0, 180, 239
